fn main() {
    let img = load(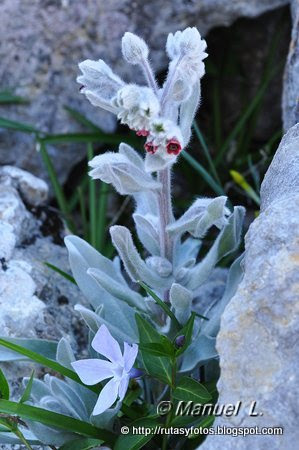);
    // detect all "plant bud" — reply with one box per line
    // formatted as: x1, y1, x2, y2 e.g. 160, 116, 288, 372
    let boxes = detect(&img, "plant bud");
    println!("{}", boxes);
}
122, 32, 149, 65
